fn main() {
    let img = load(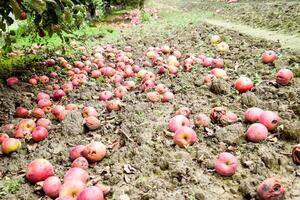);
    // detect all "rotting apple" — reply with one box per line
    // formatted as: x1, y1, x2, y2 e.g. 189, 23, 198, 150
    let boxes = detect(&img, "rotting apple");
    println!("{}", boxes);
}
71, 157, 89, 170
175, 107, 192, 117
81, 142, 106, 162
258, 111, 281, 131
257, 178, 285, 200
194, 113, 210, 127
84, 116, 101, 131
